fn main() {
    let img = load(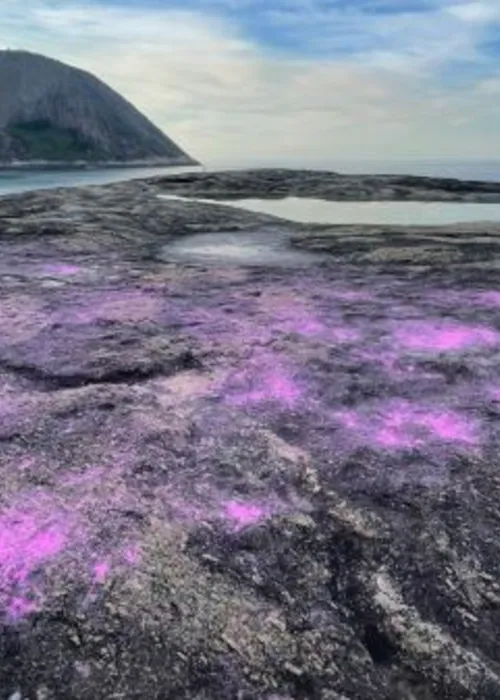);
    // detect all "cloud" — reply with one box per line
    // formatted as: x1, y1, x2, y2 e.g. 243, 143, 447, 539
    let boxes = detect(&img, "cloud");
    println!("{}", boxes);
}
446, 2, 500, 23
1, 0, 500, 163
